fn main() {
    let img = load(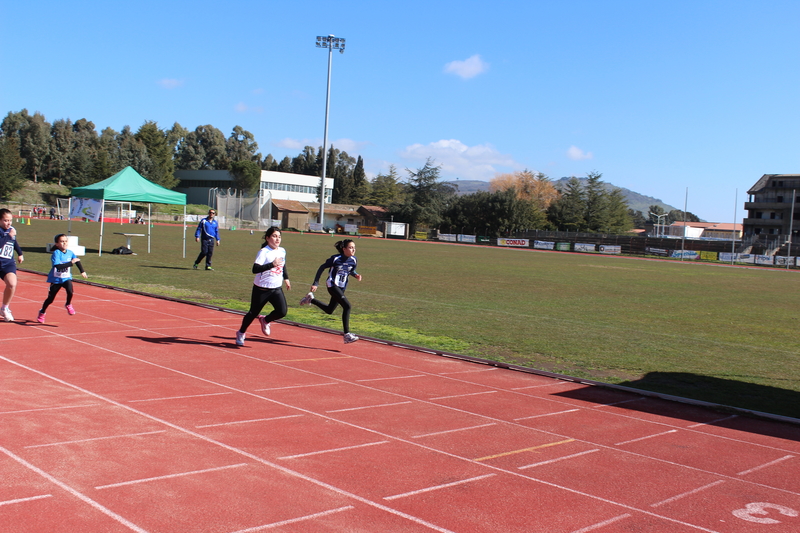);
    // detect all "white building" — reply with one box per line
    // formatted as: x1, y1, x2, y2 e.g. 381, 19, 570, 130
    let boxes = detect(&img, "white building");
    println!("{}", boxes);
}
174, 170, 333, 206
